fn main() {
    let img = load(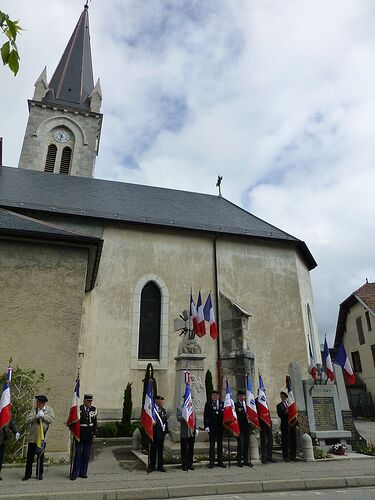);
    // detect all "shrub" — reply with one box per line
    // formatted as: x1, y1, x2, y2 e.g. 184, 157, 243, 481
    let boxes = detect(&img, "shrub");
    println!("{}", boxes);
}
205, 369, 213, 401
